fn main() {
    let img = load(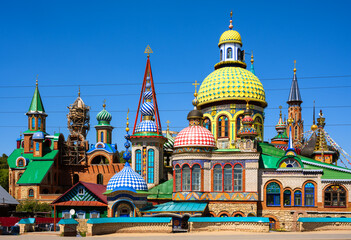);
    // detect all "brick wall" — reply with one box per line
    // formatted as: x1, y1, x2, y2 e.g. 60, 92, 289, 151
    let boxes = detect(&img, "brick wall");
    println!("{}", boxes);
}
299, 222, 351, 231
208, 202, 257, 217
189, 221, 269, 232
